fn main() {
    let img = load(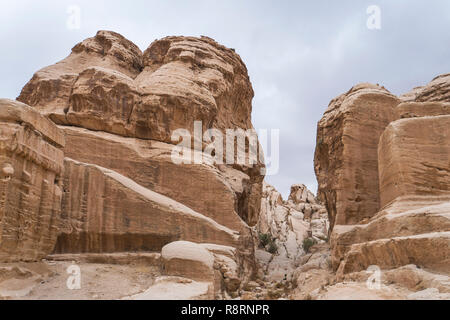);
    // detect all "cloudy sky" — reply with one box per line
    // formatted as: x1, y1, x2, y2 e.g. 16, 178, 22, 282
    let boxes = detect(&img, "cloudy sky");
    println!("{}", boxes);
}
1, 0, 450, 198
